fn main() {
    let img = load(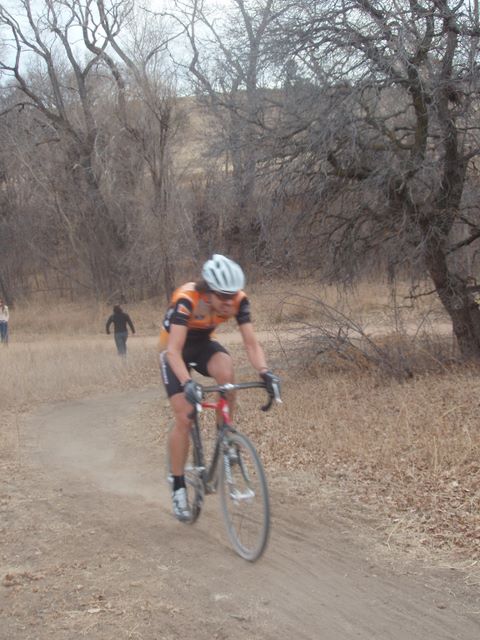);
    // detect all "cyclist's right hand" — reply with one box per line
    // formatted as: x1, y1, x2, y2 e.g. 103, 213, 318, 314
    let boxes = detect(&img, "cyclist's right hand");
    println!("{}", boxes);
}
183, 379, 203, 405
